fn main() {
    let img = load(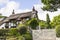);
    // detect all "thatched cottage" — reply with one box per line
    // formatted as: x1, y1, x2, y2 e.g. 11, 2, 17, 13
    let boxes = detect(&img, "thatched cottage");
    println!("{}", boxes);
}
0, 7, 38, 29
